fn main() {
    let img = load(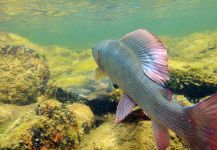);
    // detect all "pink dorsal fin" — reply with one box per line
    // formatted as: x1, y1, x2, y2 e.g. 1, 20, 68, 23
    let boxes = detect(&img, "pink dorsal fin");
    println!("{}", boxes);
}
121, 29, 169, 85
116, 94, 136, 123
